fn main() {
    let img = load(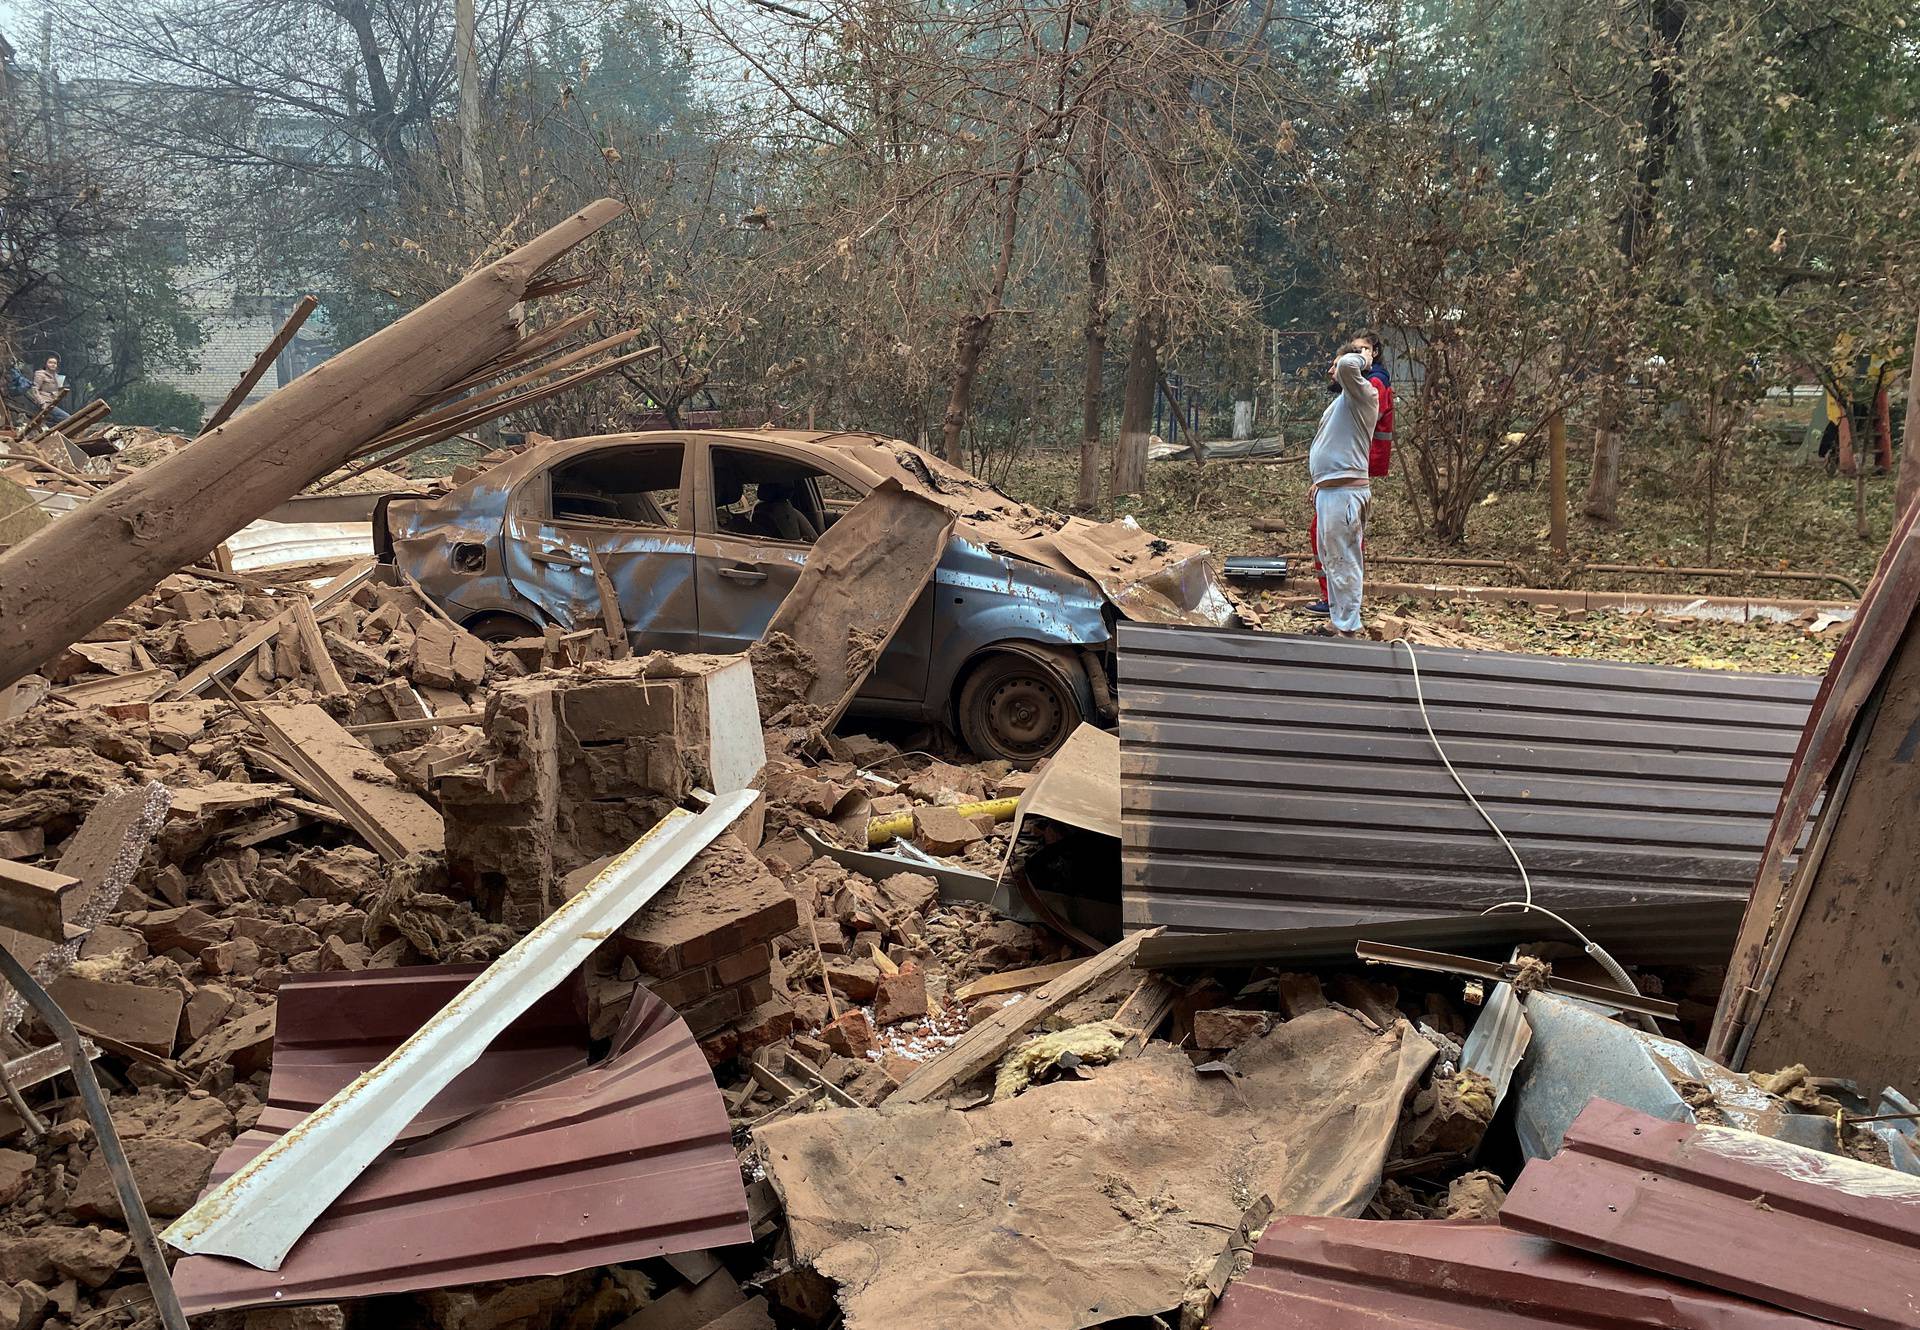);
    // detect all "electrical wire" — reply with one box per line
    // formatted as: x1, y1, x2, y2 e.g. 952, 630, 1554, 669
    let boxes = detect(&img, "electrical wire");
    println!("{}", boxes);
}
1389, 638, 1661, 1032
